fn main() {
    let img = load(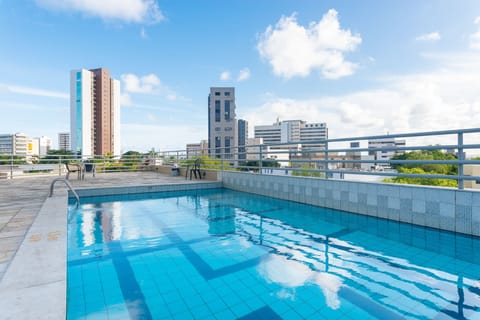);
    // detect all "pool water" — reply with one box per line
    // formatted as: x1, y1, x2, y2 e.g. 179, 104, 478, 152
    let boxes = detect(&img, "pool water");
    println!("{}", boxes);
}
67, 188, 480, 319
